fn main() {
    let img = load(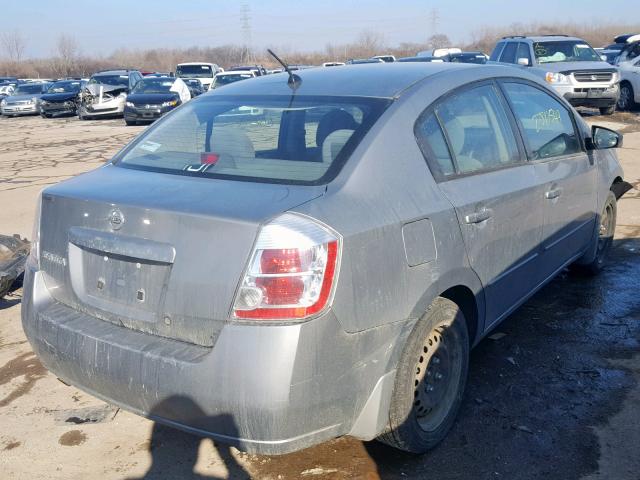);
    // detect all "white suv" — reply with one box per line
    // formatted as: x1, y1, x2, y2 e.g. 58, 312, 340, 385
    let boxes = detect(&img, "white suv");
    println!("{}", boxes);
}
491, 35, 620, 115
